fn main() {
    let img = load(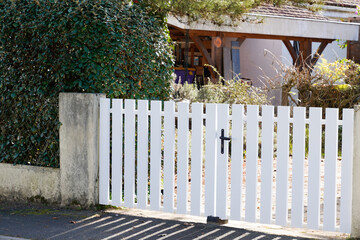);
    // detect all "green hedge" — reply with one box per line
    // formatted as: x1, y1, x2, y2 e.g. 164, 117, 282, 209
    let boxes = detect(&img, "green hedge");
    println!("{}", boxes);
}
0, 0, 174, 167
